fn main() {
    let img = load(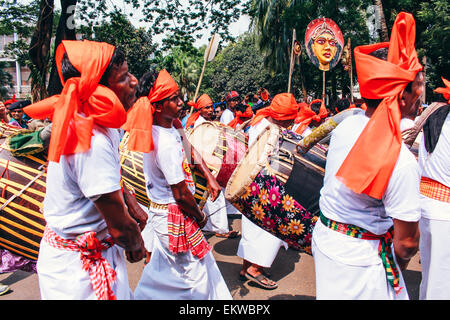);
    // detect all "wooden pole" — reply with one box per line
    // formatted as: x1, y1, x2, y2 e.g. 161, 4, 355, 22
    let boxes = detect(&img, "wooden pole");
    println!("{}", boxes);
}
189, 36, 214, 116
322, 71, 326, 99
287, 29, 295, 93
